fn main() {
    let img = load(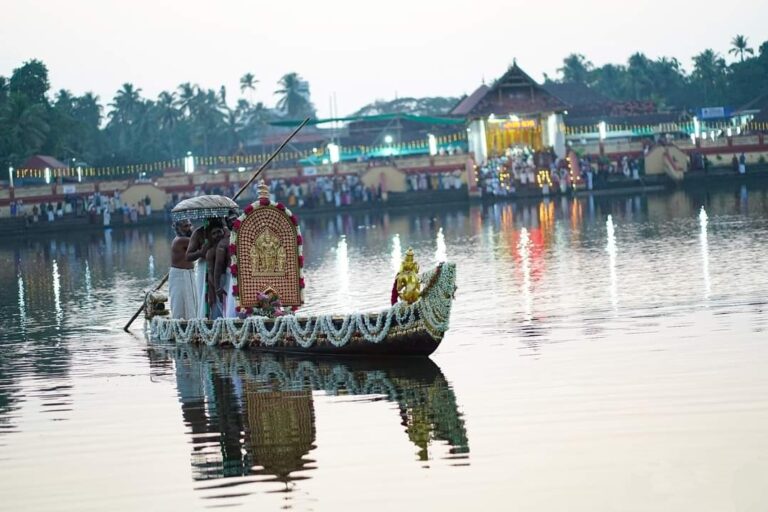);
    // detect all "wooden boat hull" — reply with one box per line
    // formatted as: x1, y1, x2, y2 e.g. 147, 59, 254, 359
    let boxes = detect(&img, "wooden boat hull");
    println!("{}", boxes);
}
148, 262, 456, 357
